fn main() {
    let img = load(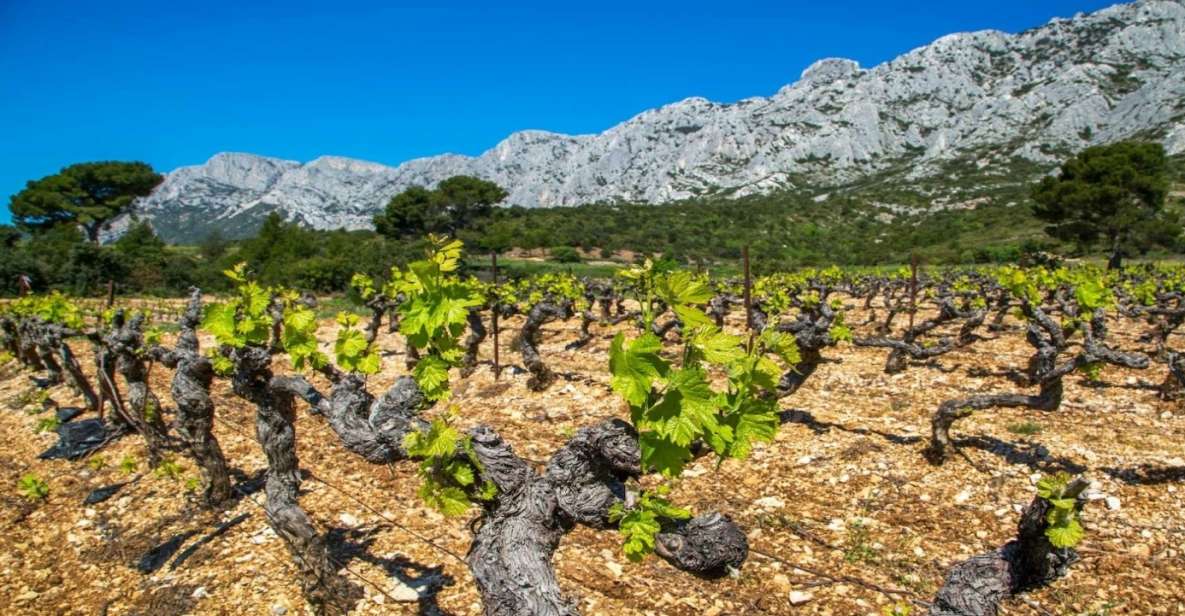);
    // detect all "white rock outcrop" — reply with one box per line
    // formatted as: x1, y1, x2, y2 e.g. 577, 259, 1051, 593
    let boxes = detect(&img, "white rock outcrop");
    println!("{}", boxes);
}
110, 0, 1185, 242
